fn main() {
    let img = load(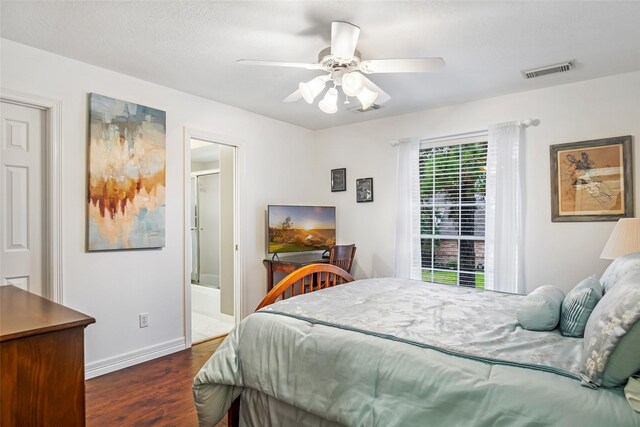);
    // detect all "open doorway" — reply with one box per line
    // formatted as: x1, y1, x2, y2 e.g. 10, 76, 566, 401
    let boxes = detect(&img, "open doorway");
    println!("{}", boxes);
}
189, 138, 235, 343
